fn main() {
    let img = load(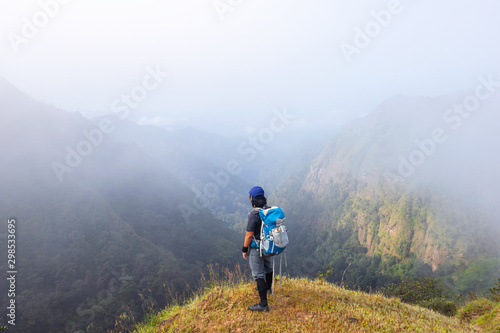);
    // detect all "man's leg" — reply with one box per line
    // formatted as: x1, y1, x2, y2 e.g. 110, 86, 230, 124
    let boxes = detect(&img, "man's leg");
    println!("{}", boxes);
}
248, 248, 269, 311
264, 256, 273, 293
